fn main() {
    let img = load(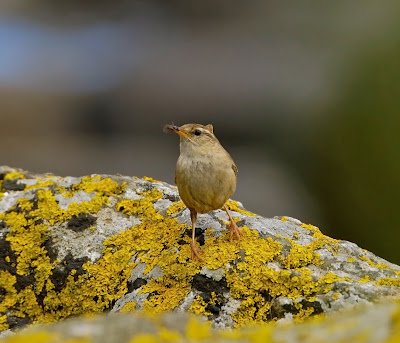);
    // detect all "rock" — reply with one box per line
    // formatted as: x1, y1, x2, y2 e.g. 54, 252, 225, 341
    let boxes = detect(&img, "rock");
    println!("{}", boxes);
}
1, 302, 400, 342
0, 166, 400, 333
